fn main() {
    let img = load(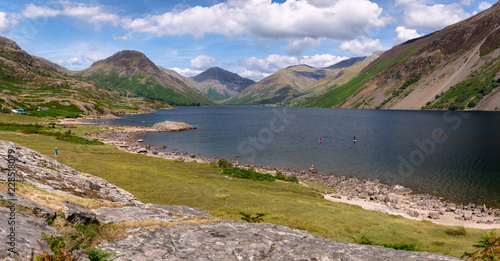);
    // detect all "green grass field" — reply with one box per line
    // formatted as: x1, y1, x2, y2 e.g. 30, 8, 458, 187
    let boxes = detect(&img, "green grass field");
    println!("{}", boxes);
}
0, 114, 497, 258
